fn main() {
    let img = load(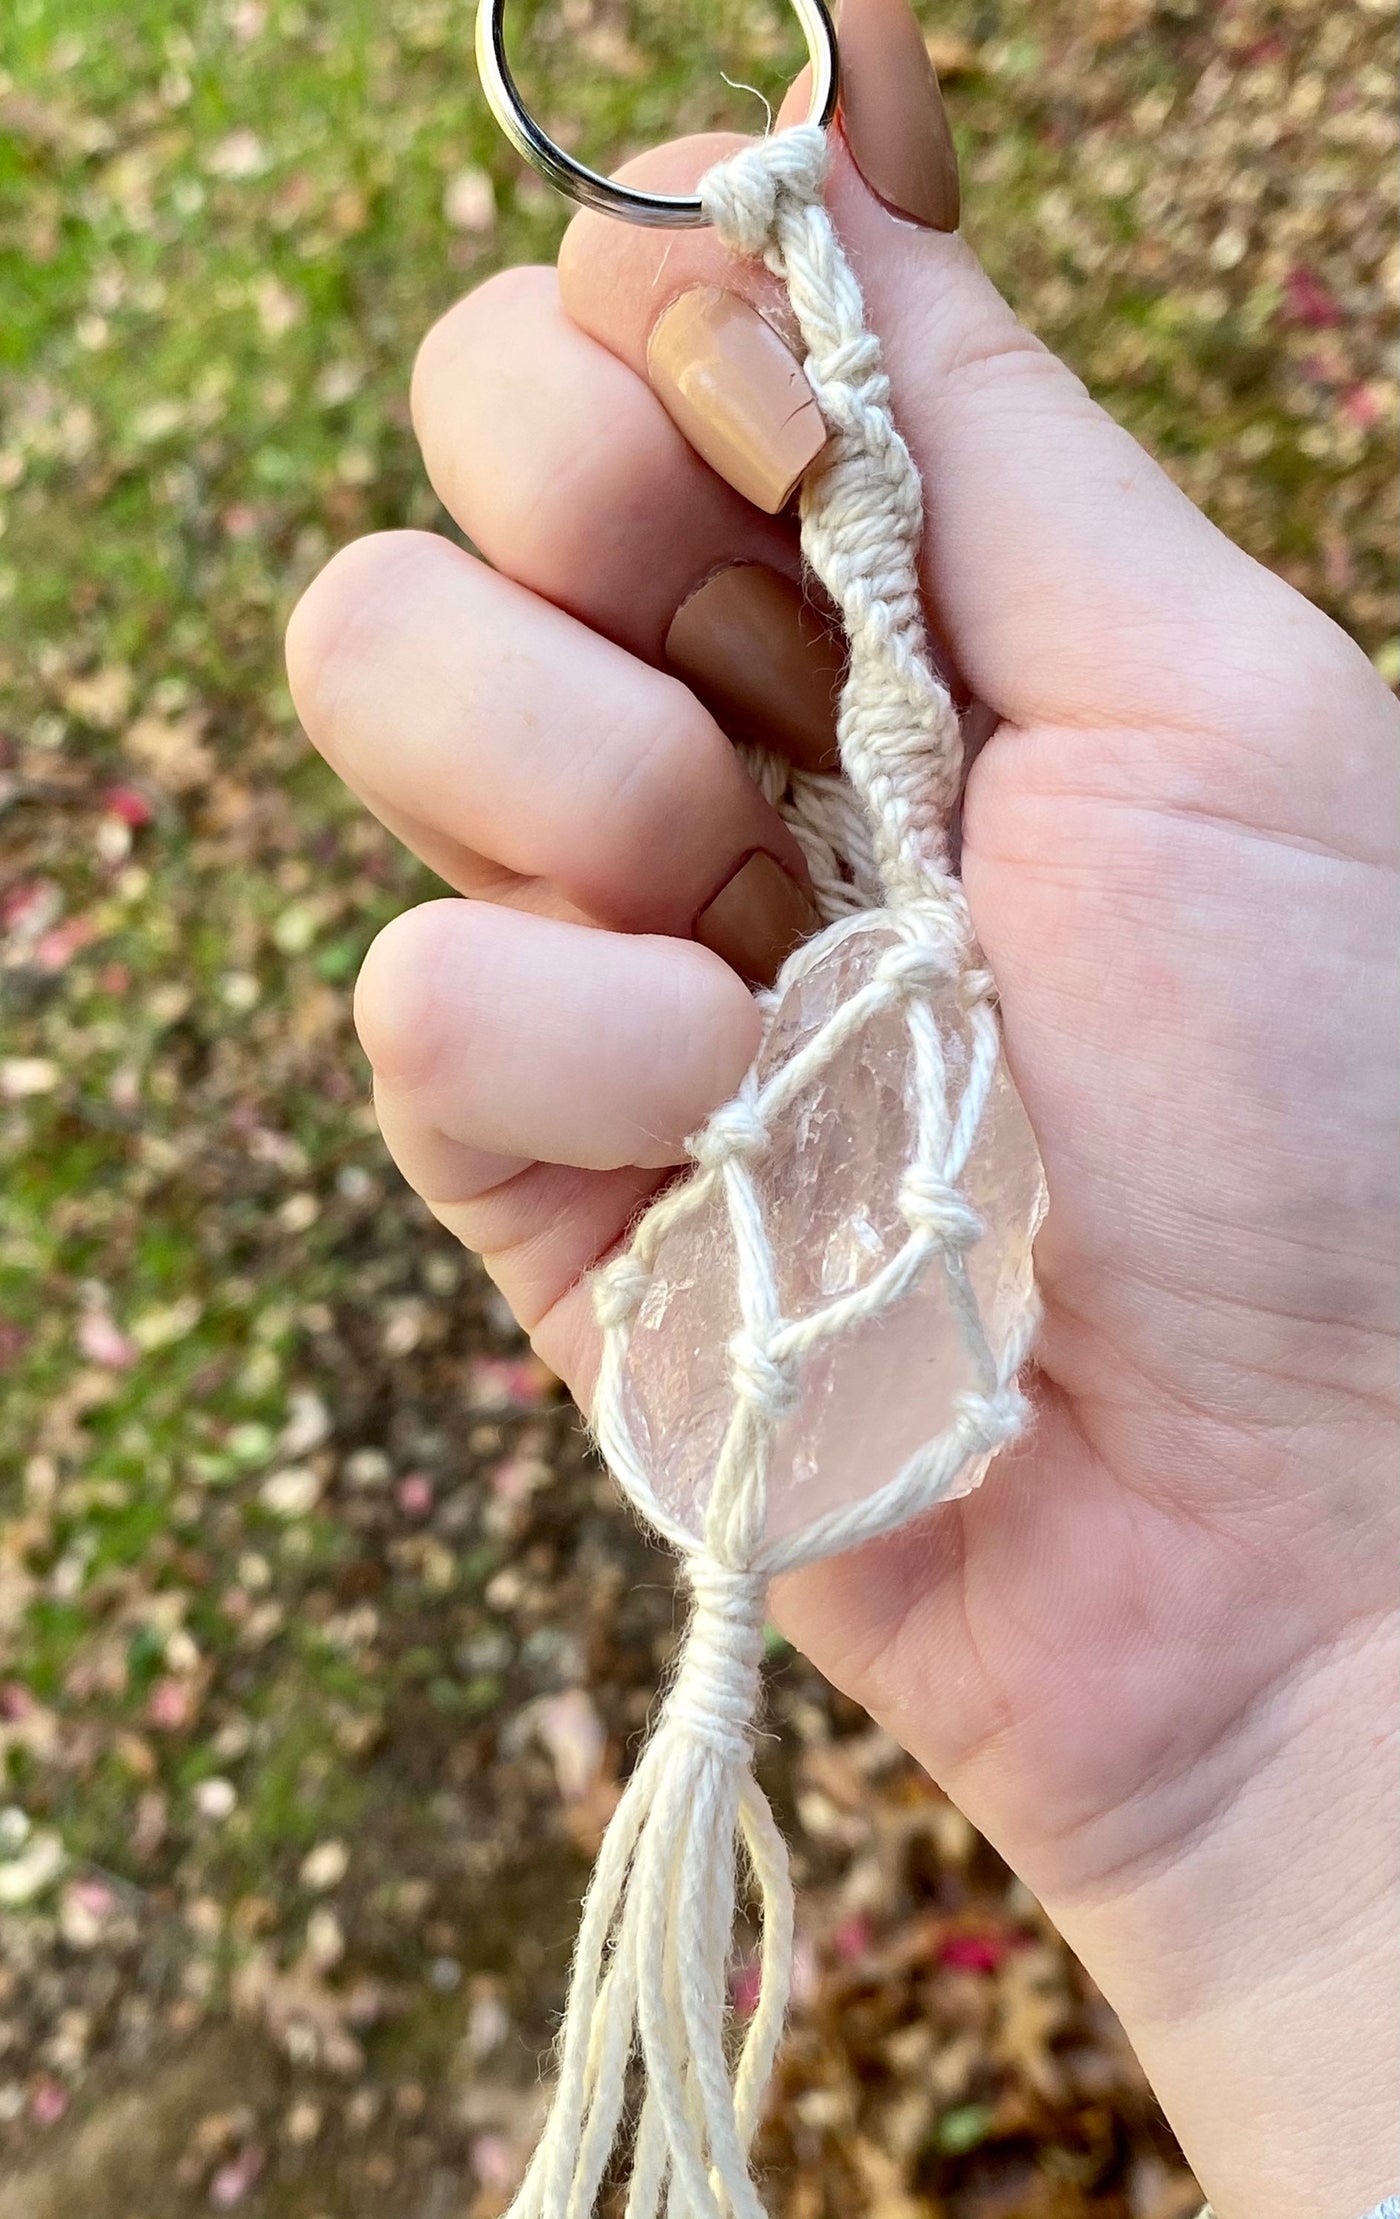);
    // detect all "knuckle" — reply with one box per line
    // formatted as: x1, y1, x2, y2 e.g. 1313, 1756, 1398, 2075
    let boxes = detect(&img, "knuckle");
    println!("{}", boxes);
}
585, 674, 722, 851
